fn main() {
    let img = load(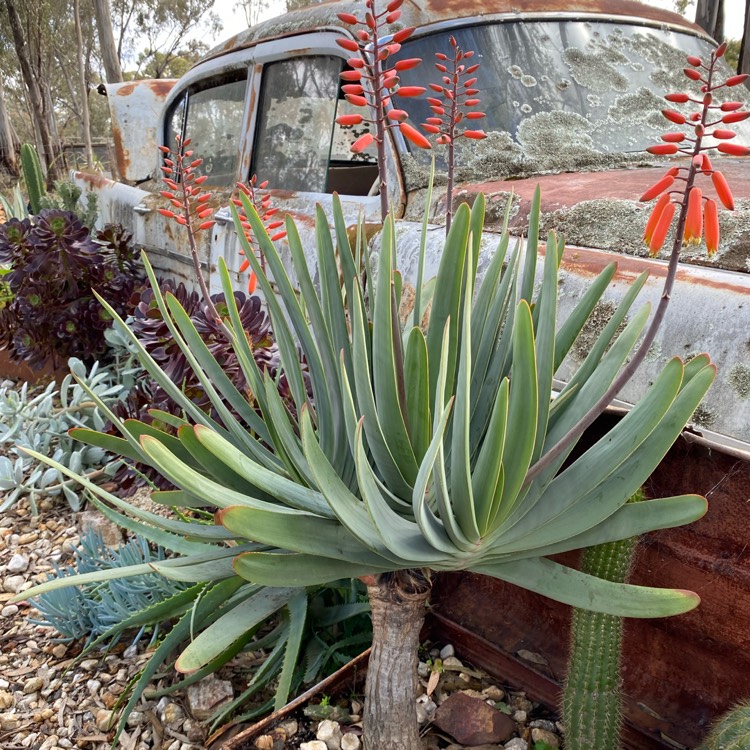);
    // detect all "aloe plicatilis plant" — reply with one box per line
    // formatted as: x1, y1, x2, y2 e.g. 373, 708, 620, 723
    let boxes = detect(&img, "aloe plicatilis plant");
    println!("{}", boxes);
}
13, 24, 749, 750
